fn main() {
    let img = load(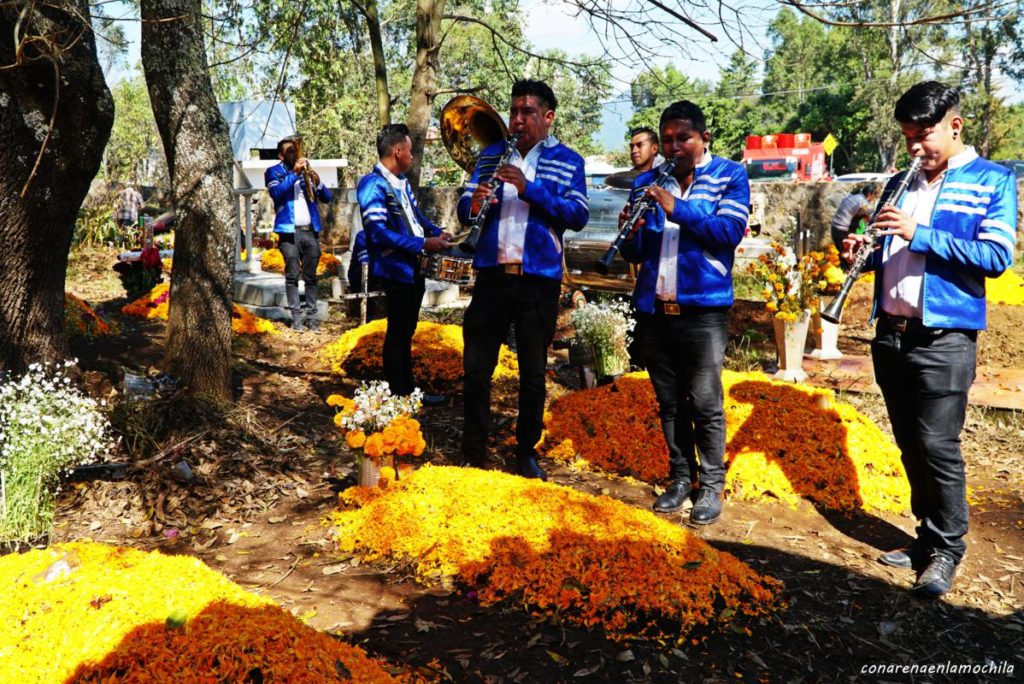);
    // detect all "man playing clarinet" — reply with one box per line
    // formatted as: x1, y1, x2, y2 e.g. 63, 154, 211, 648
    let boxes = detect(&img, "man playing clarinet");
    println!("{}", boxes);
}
619, 100, 750, 525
